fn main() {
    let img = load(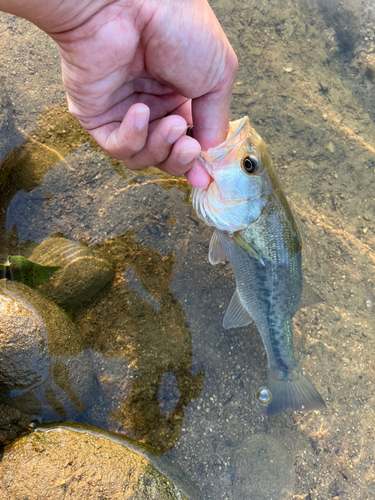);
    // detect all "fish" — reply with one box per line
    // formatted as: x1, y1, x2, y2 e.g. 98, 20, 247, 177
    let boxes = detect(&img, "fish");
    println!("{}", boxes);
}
192, 116, 326, 415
